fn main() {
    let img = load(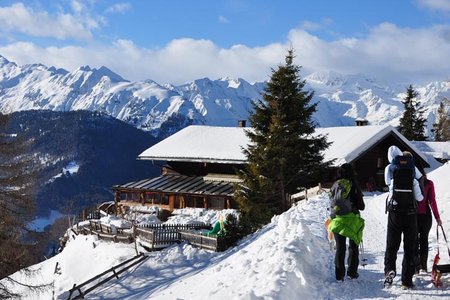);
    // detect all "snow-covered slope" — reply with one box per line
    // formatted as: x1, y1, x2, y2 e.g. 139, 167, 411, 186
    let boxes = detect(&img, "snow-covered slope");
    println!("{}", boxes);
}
4, 163, 450, 299
0, 55, 449, 138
